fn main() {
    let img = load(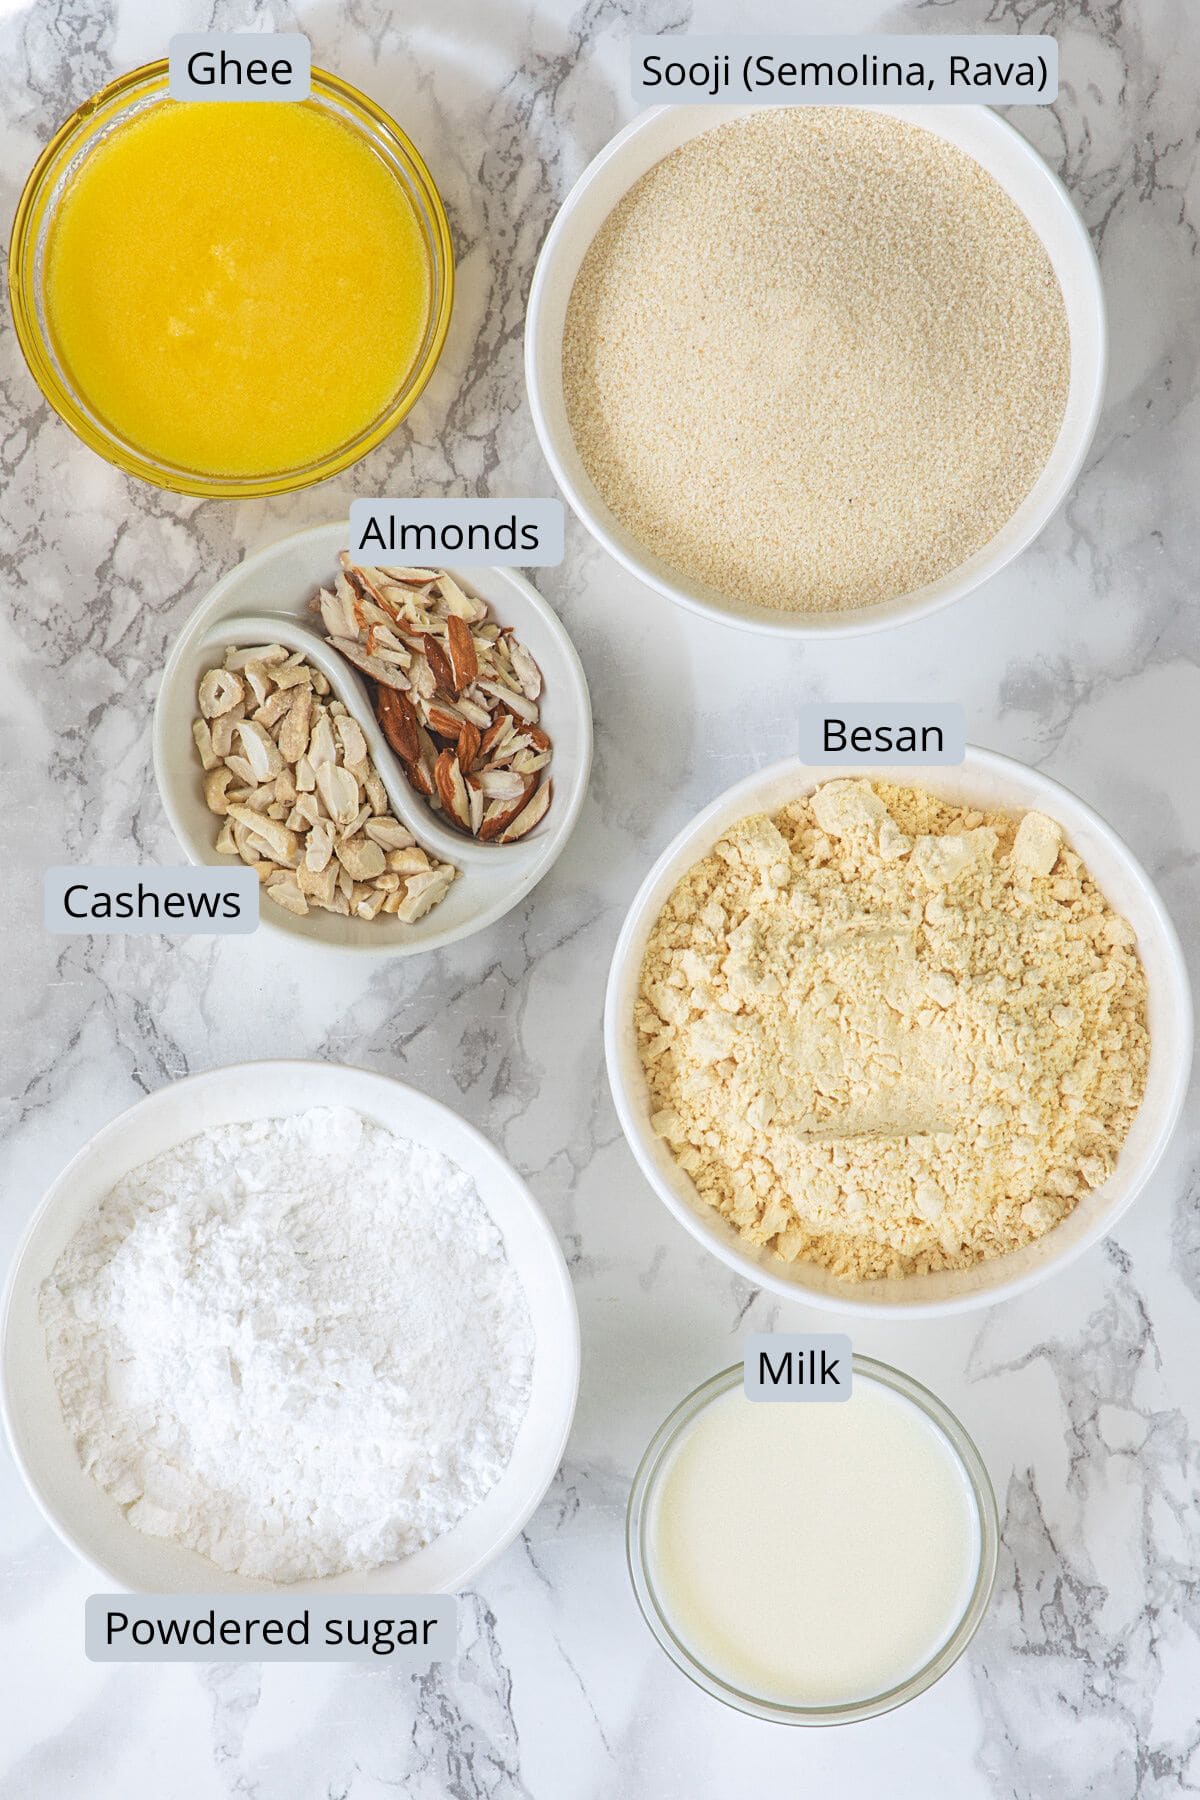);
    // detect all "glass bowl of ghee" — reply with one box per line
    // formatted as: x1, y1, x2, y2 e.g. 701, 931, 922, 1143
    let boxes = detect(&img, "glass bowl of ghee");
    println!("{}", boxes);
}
9, 61, 453, 497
